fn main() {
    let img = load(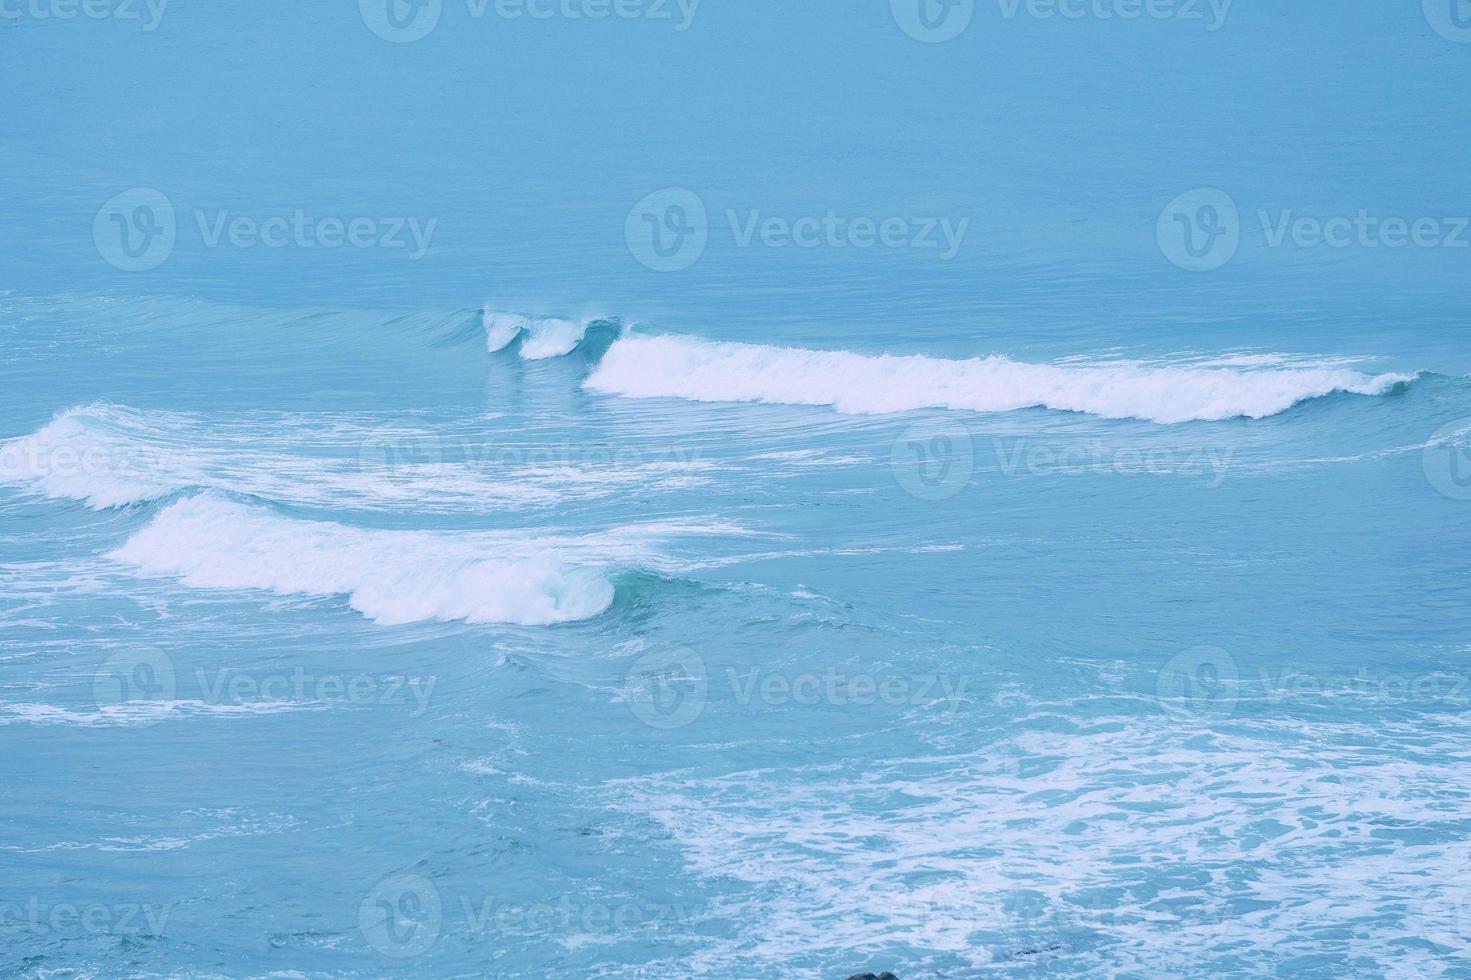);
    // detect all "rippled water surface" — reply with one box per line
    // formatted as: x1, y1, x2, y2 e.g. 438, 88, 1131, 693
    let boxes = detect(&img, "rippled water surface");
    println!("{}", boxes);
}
3, 3, 1469, 977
